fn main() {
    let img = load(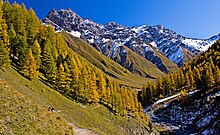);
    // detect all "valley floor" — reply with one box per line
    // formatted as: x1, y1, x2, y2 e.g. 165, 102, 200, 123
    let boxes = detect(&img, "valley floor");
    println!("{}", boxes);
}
145, 87, 220, 134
